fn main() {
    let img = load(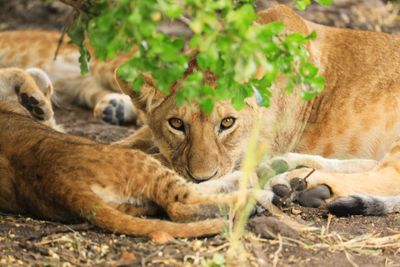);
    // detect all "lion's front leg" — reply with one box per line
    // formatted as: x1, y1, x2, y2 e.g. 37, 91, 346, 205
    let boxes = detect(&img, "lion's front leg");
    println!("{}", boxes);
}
258, 153, 378, 175
162, 175, 252, 223
265, 166, 400, 210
